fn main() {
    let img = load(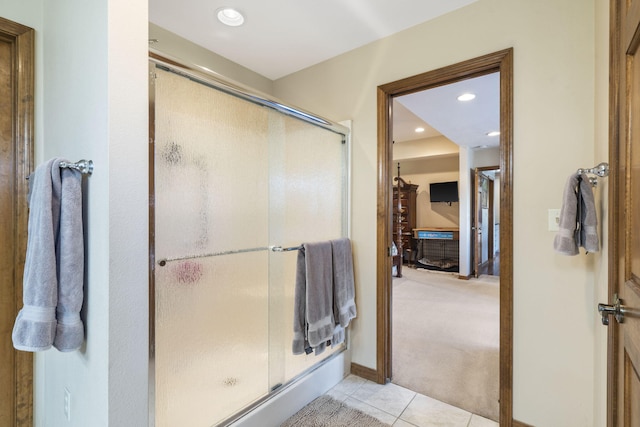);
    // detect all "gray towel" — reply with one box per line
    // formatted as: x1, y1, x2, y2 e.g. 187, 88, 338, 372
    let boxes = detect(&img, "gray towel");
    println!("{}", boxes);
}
553, 173, 599, 255
303, 241, 334, 350
53, 167, 85, 351
578, 176, 599, 253
292, 248, 308, 355
12, 158, 85, 352
292, 241, 335, 355
331, 238, 356, 329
